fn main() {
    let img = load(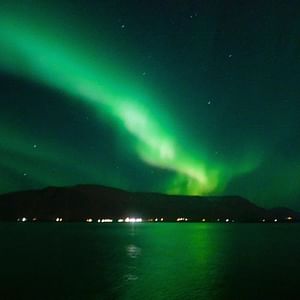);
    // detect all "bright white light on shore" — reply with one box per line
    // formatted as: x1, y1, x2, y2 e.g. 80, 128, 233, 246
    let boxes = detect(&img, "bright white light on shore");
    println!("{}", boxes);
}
155, 218, 158, 222
22, 217, 27, 222
202, 218, 206, 222
225, 219, 229, 222
176, 217, 188, 222
274, 219, 278, 222
287, 216, 292, 220
101, 219, 113, 223
86, 218, 93, 223
118, 219, 124, 222
160, 218, 164, 221
125, 217, 142, 223
262, 219, 266, 222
